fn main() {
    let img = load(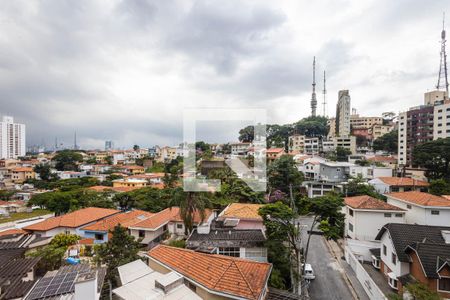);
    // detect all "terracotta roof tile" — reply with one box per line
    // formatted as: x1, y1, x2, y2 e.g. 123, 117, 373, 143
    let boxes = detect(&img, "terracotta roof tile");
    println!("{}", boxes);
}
0, 228, 26, 237
345, 195, 404, 211
148, 245, 271, 300
23, 207, 119, 231
221, 203, 264, 220
130, 207, 212, 230
266, 148, 284, 154
378, 177, 429, 187
368, 156, 396, 163
11, 167, 34, 172
81, 210, 154, 231
387, 191, 450, 207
